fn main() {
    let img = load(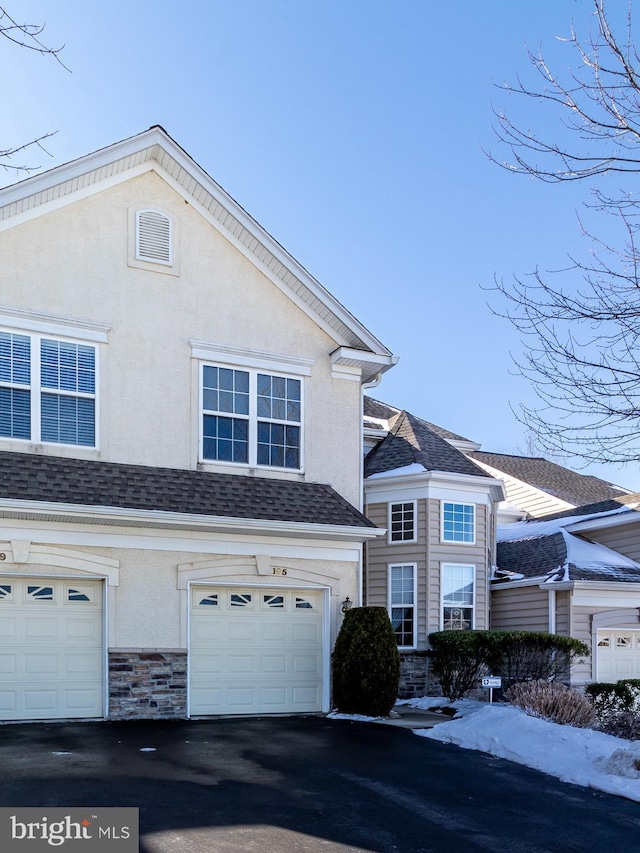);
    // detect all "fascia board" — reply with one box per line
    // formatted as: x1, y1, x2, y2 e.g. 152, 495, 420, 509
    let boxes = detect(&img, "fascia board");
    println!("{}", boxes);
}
490, 577, 551, 590
0, 497, 383, 542
0, 127, 393, 360
365, 469, 504, 497
566, 512, 640, 535
571, 580, 640, 593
